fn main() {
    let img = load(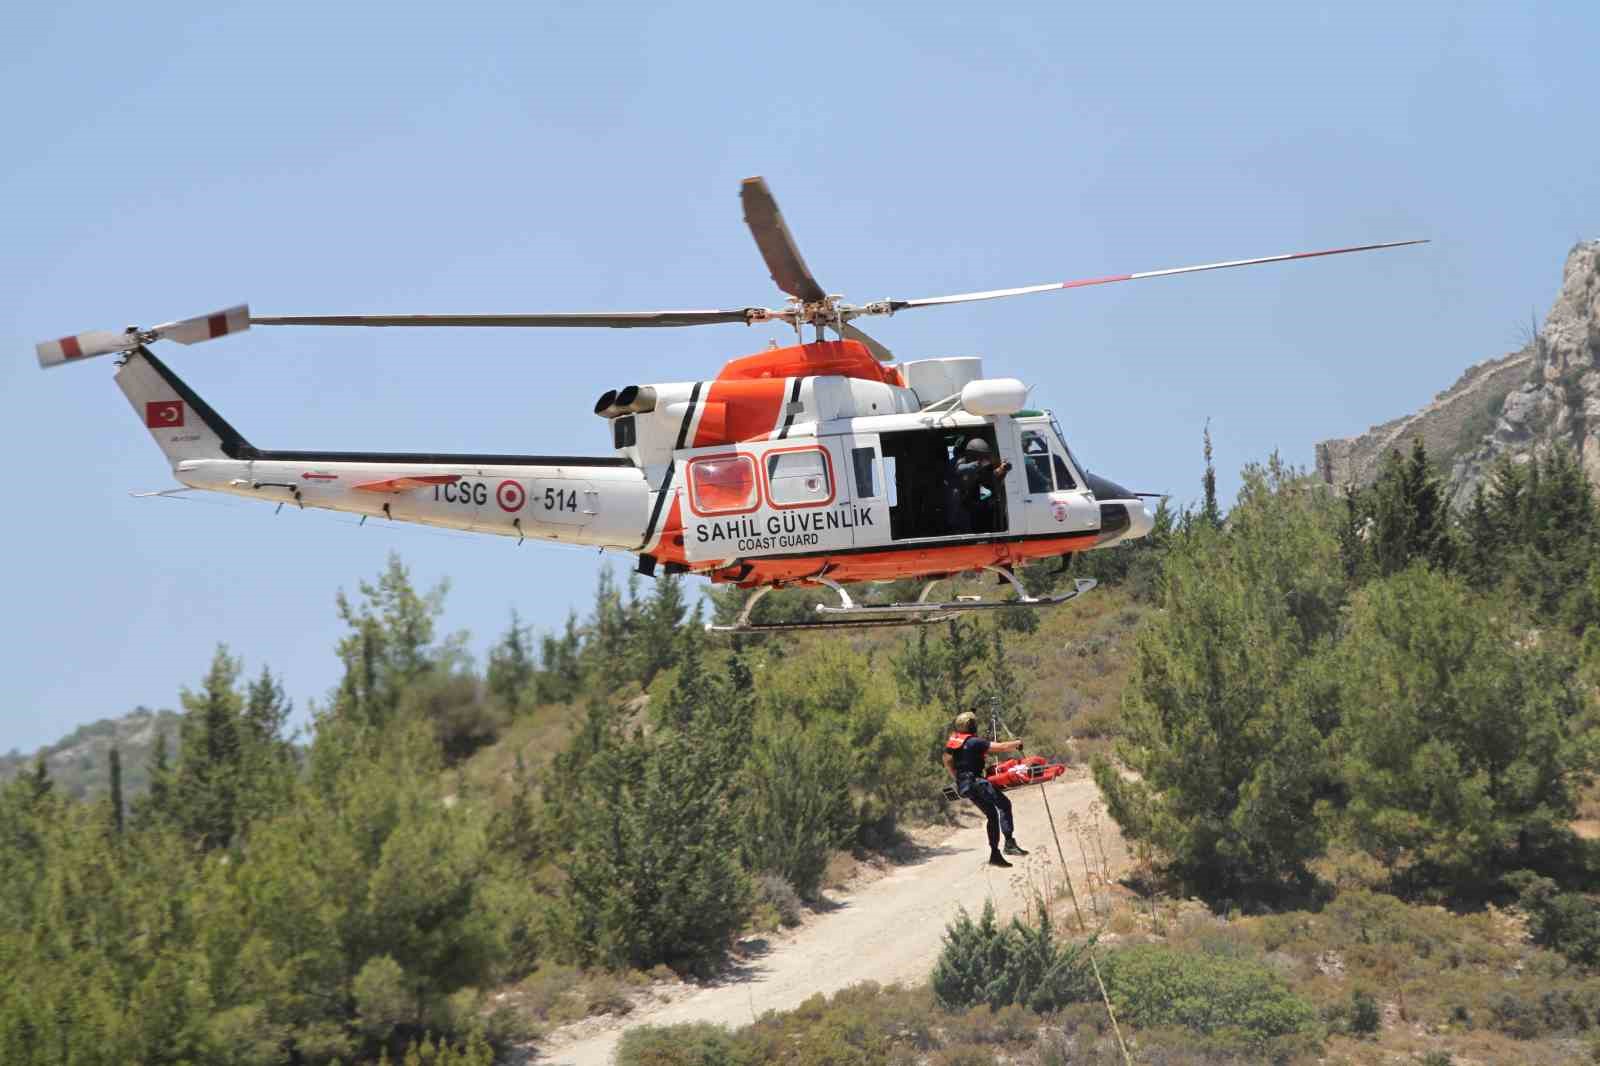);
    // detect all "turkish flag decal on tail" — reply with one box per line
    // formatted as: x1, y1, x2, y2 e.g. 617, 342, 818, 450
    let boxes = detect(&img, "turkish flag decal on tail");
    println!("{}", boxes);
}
145, 400, 185, 428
